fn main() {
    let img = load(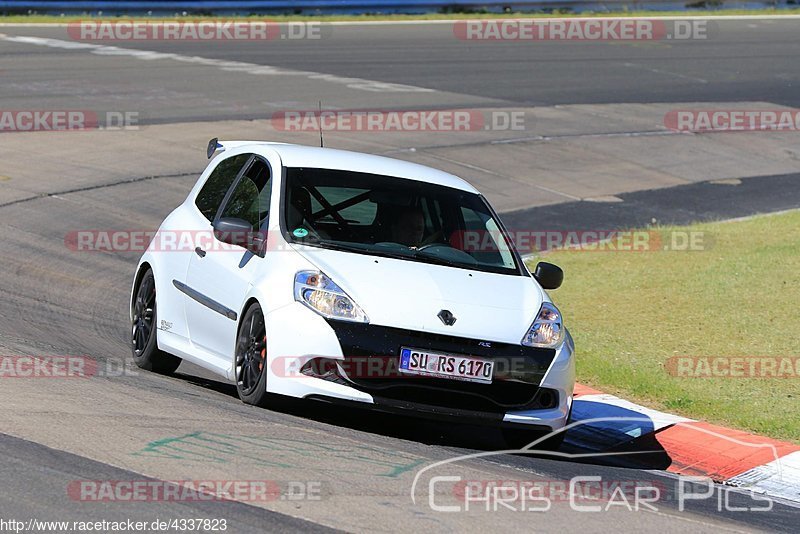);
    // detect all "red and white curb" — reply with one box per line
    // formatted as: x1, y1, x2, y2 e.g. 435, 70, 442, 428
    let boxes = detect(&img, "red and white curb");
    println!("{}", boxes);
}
571, 383, 800, 505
